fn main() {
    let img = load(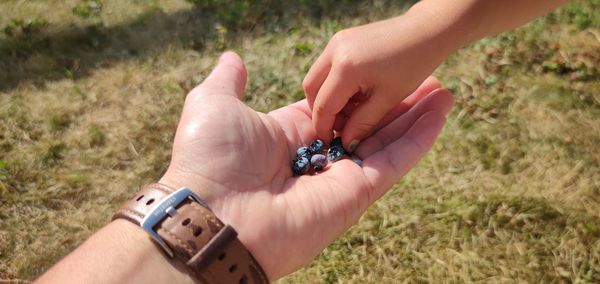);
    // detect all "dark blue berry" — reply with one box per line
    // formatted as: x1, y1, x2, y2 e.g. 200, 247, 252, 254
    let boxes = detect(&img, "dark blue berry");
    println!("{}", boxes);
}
310, 154, 328, 171
292, 156, 310, 175
330, 137, 343, 149
309, 139, 325, 154
296, 146, 311, 157
350, 154, 362, 166
327, 146, 344, 162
